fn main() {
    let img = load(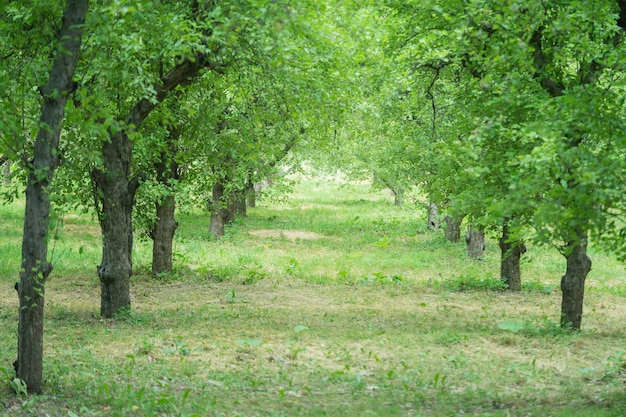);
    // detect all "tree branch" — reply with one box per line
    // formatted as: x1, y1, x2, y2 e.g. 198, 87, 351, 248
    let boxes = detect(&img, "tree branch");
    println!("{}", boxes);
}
529, 28, 565, 97
126, 54, 224, 127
